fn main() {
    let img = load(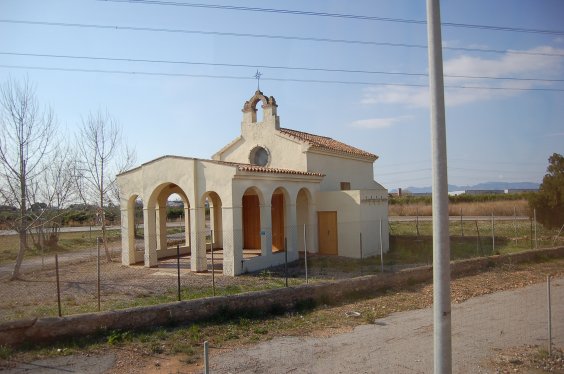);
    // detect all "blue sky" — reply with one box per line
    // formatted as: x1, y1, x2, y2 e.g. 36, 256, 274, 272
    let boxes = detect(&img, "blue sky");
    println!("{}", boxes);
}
1, 0, 563, 190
